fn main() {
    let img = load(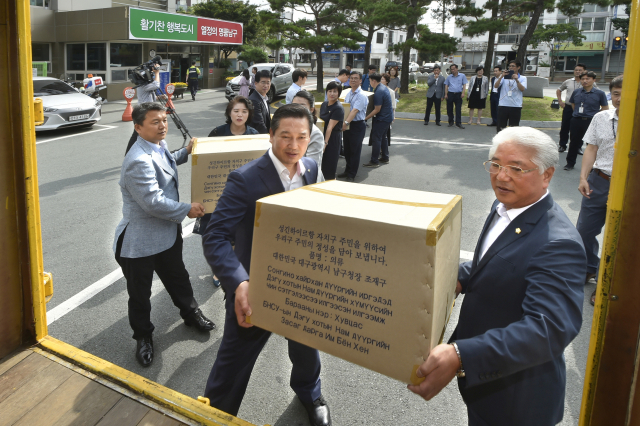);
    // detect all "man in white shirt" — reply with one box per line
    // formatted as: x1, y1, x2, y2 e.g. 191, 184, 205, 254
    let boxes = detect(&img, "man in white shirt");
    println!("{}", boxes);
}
494, 60, 527, 133
408, 126, 586, 426
576, 75, 622, 305
202, 104, 330, 426
285, 68, 308, 104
